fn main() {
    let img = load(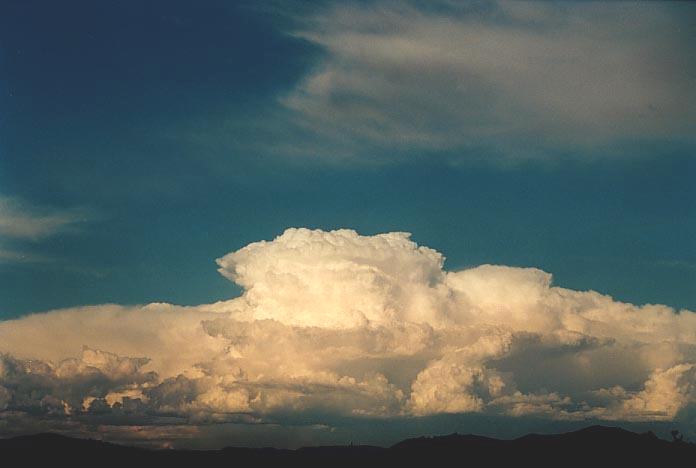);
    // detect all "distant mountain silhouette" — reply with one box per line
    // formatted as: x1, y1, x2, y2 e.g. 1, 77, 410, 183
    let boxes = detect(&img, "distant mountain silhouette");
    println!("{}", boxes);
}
2, 425, 694, 467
